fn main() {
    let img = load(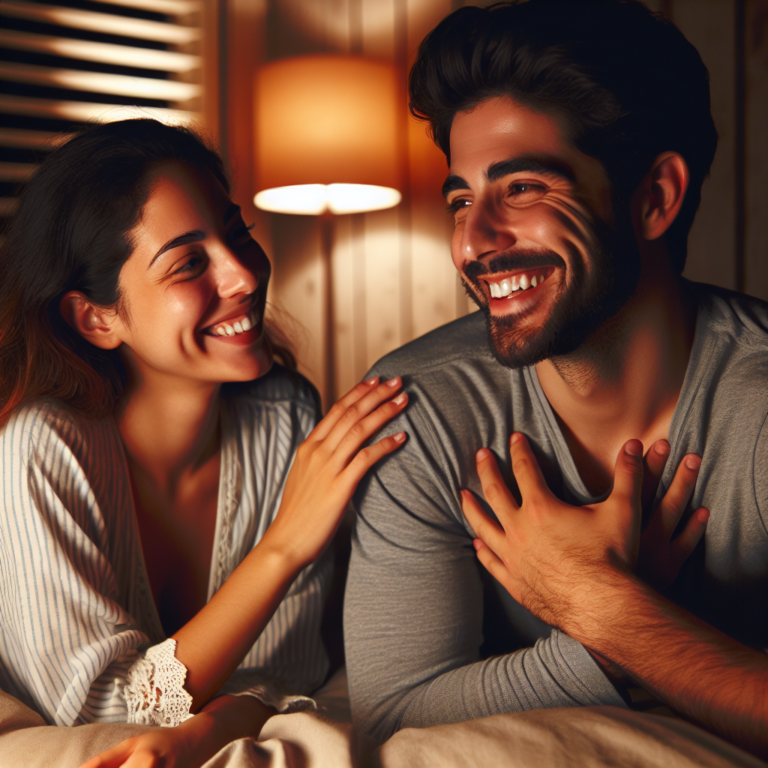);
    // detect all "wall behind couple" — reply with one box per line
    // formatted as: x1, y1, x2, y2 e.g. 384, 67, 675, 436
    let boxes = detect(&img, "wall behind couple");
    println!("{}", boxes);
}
218, 0, 767, 408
